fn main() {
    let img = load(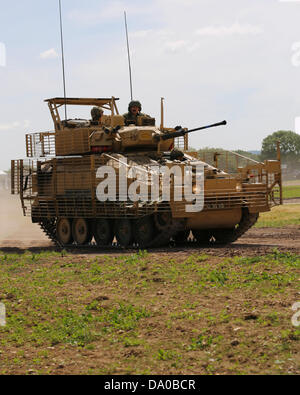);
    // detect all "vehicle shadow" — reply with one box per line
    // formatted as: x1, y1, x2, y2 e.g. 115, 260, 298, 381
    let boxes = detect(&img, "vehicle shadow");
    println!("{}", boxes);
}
0, 242, 295, 256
